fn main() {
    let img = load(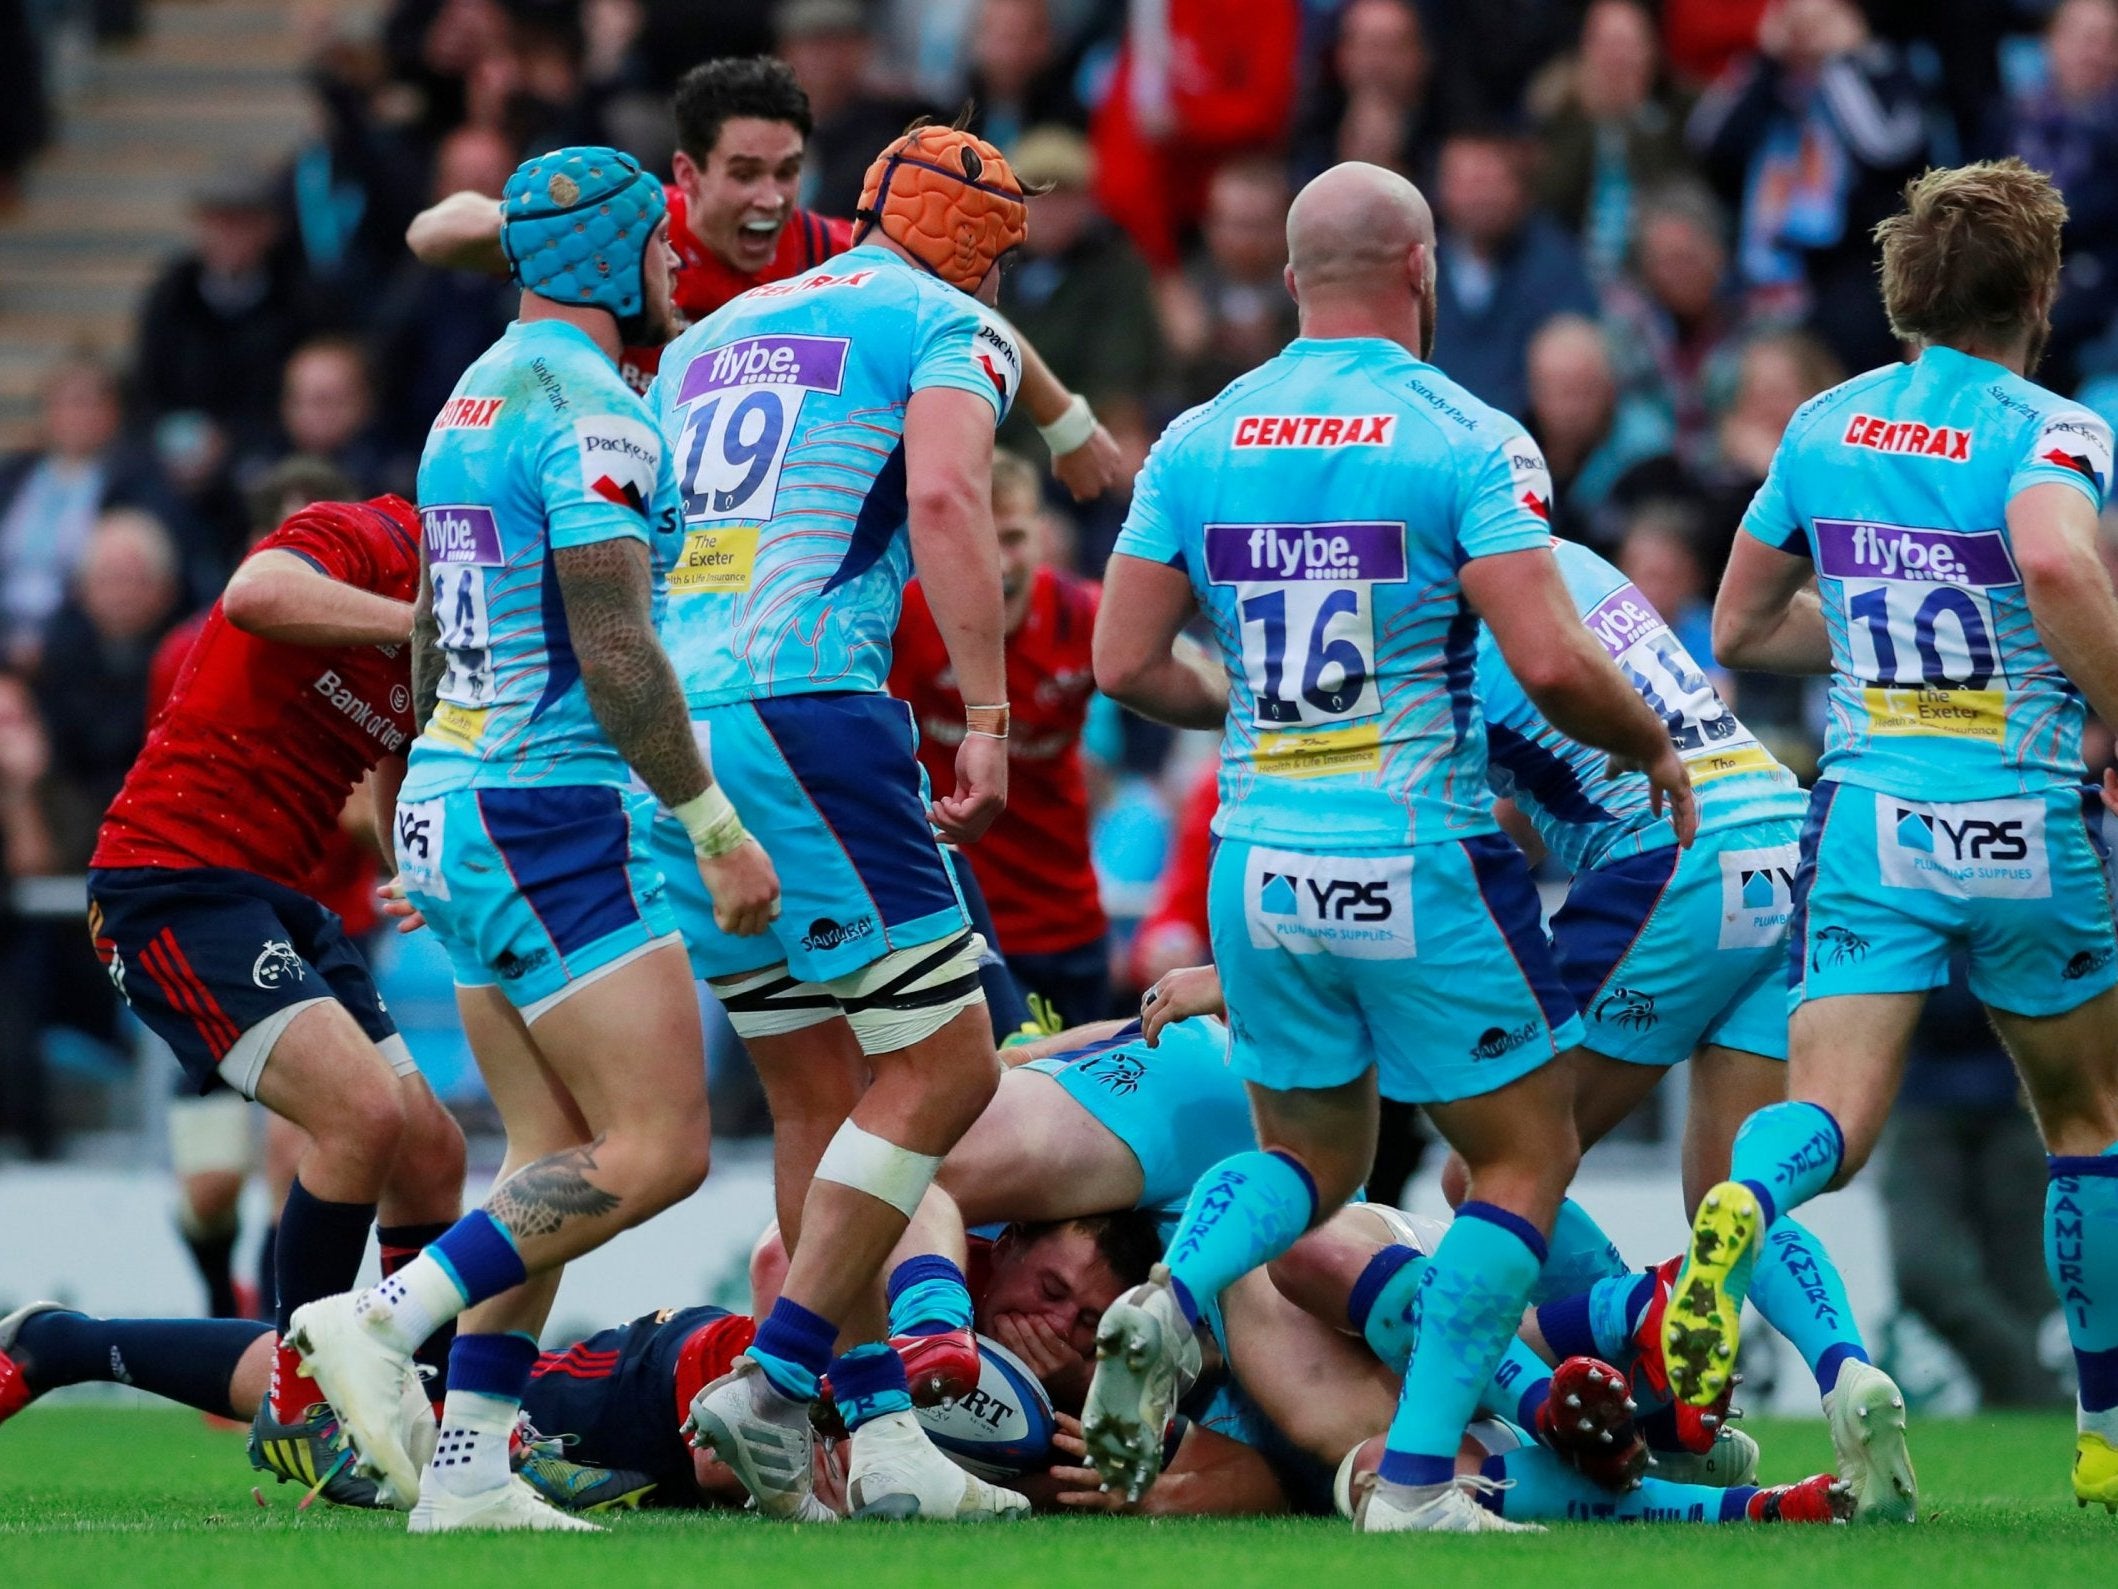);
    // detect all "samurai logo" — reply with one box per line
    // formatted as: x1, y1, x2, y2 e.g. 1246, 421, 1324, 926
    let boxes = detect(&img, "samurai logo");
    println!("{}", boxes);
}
252, 940, 306, 989
1592, 985, 1659, 1031
1810, 925, 1870, 972
1080, 1052, 1146, 1096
